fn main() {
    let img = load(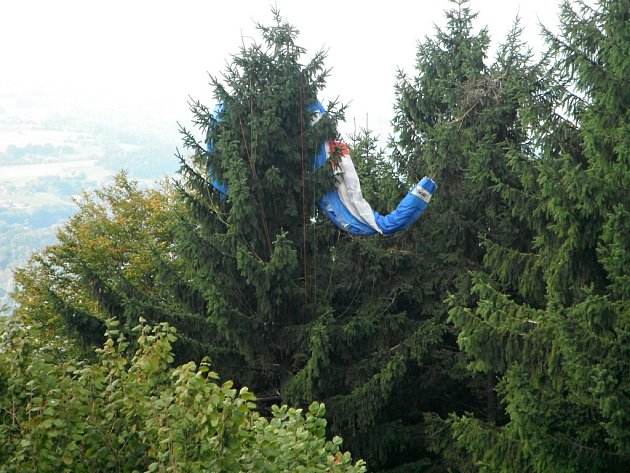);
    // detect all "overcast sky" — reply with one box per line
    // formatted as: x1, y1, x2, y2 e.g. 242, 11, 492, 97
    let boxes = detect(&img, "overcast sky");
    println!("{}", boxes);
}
1, 0, 562, 141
